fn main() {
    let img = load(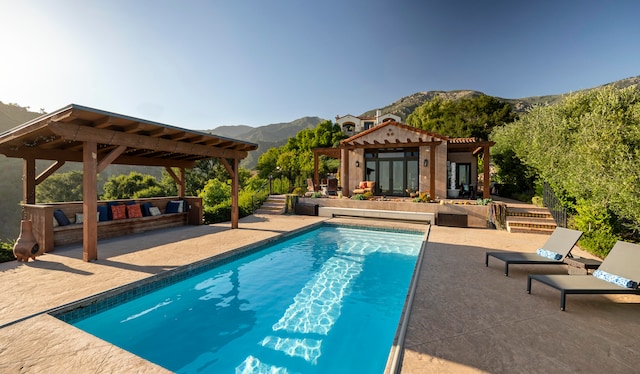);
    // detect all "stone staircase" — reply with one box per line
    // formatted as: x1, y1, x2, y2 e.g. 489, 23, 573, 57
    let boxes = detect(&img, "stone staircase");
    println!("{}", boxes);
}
506, 206, 557, 234
254, 194, 286, 215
